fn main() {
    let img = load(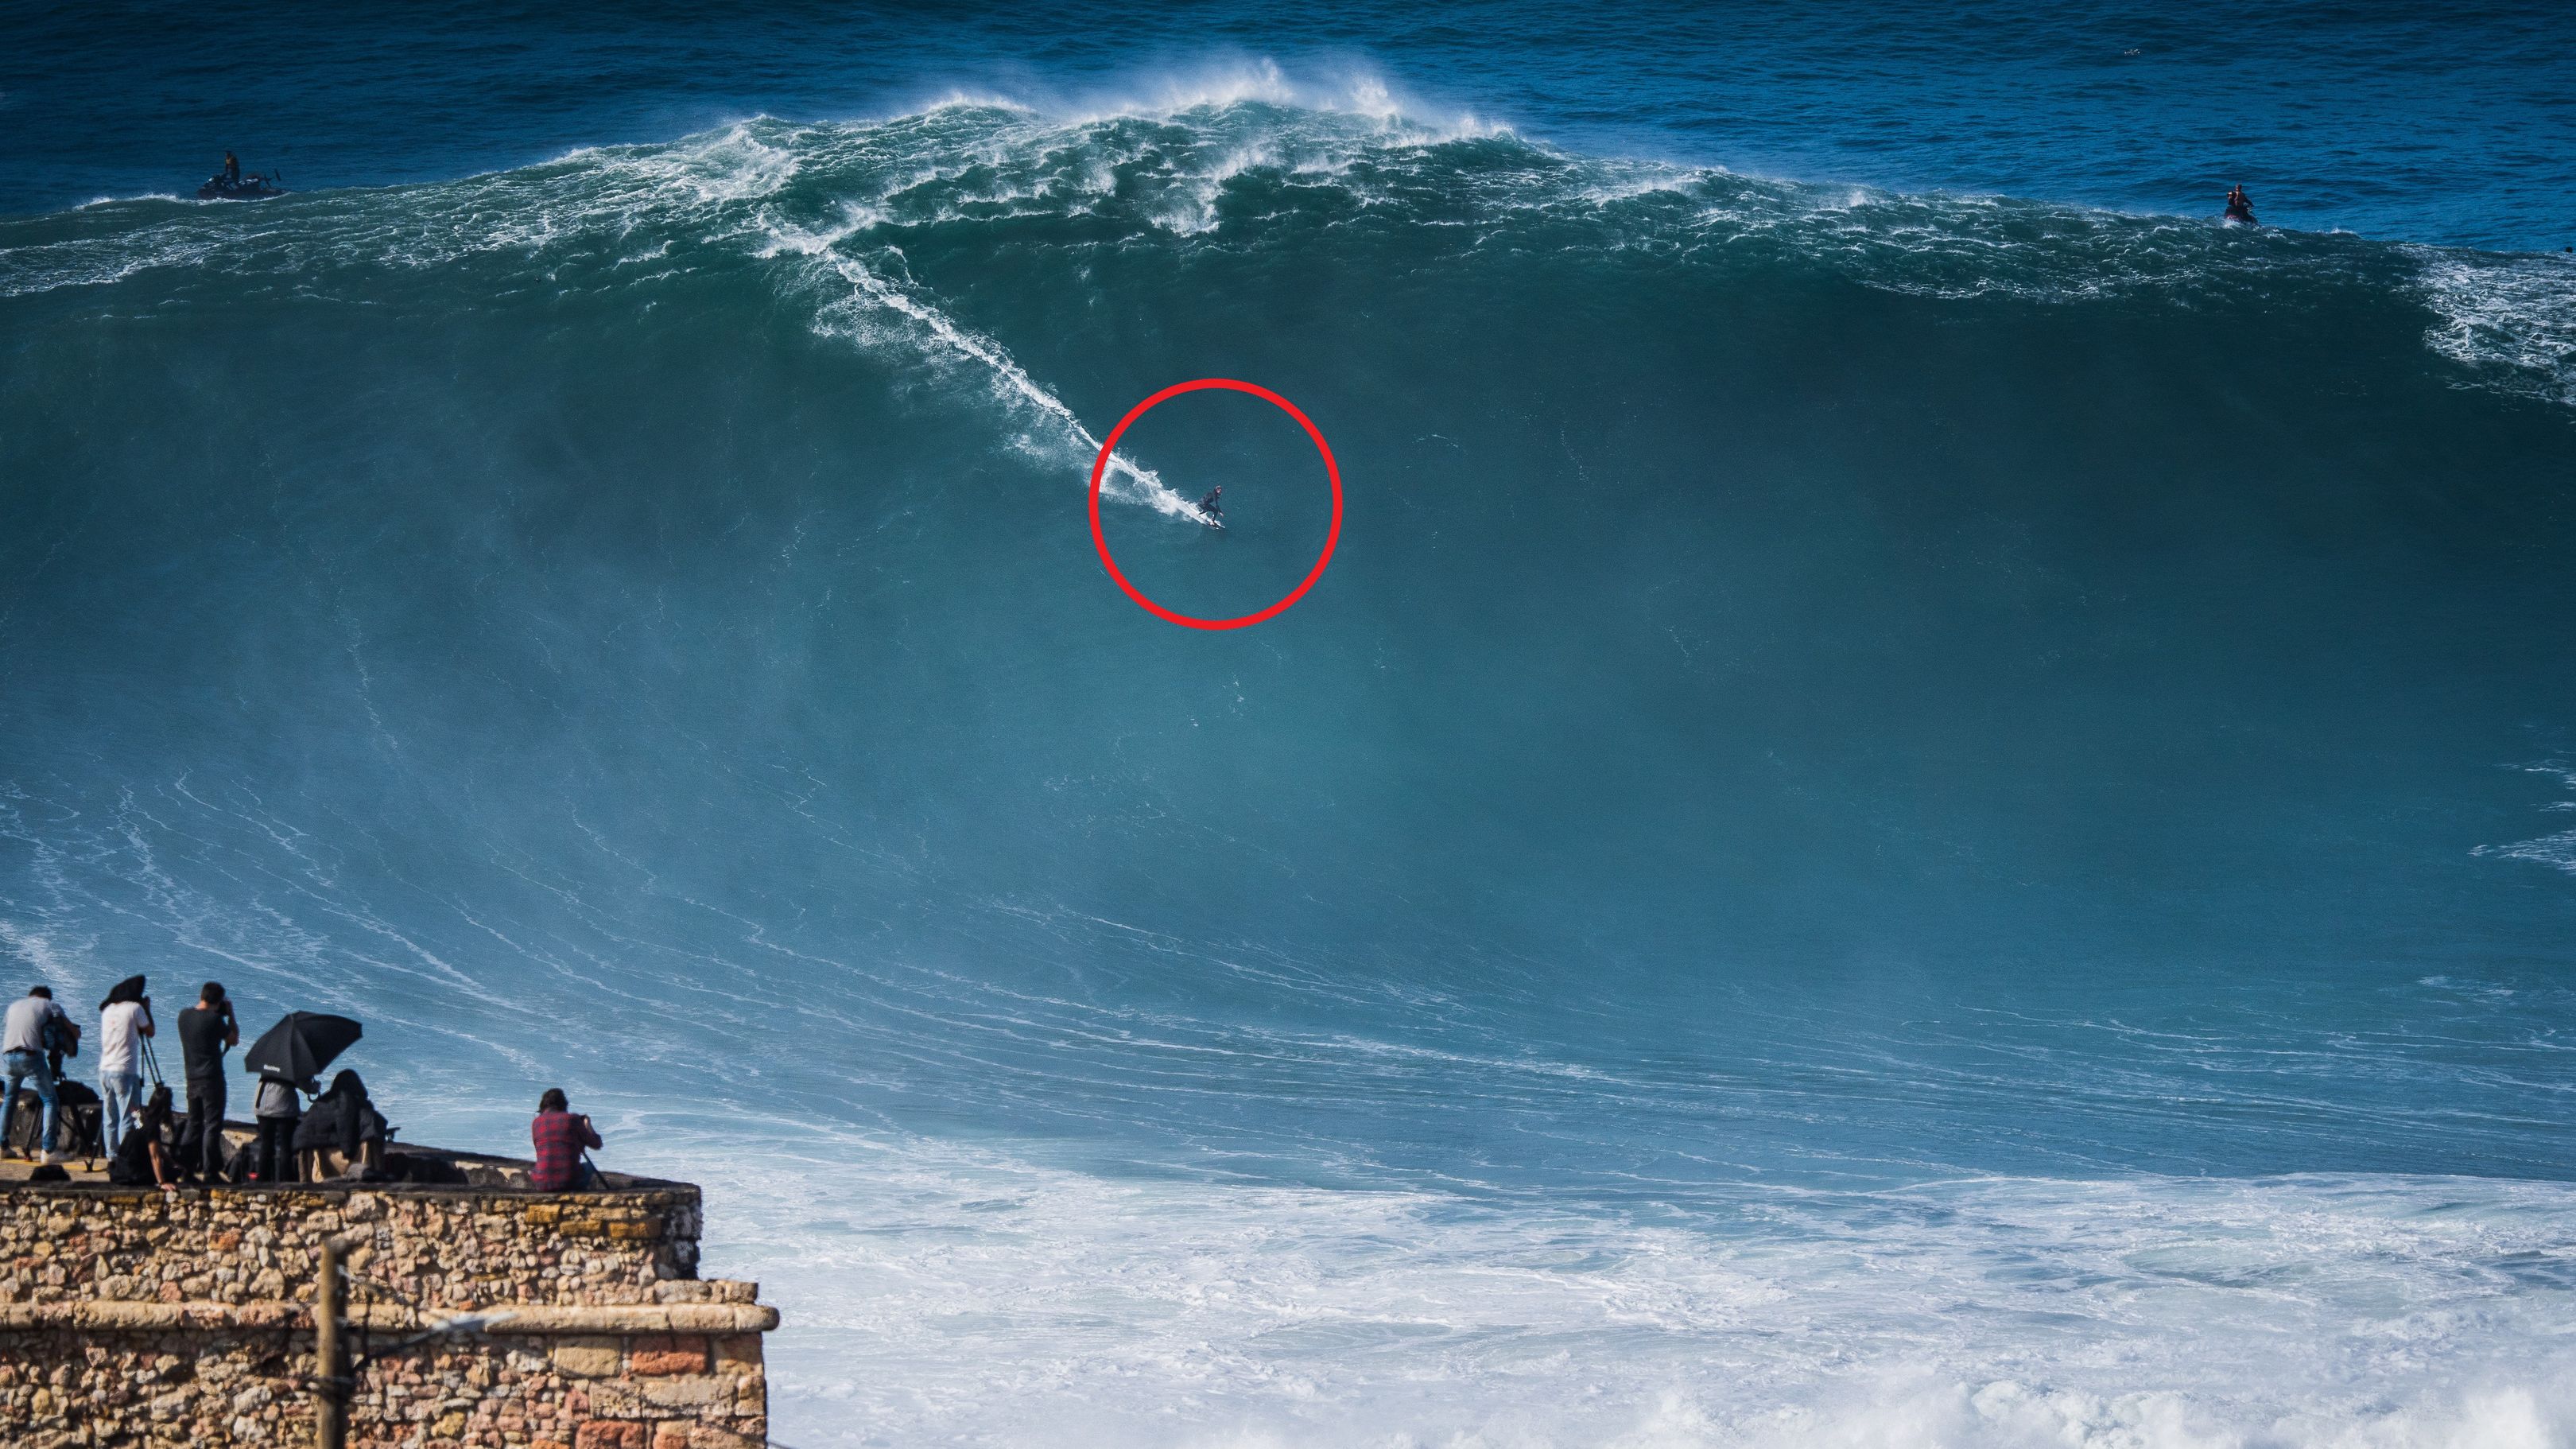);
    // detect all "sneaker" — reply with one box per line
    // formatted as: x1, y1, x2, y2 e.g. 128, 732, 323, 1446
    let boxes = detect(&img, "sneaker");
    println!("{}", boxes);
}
42, 1150, 71, 1166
